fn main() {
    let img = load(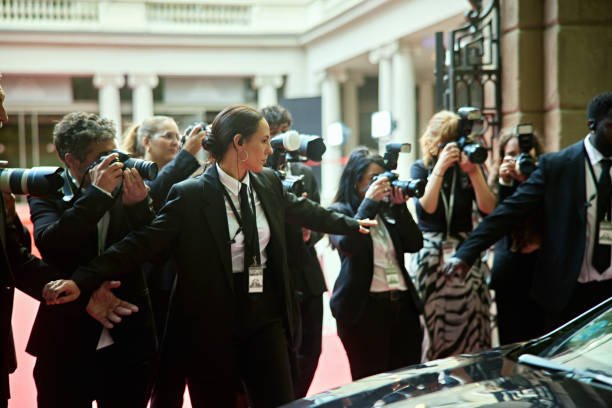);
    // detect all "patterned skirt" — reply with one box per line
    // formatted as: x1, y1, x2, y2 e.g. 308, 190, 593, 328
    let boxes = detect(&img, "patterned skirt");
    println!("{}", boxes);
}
410, 231, 491, 360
